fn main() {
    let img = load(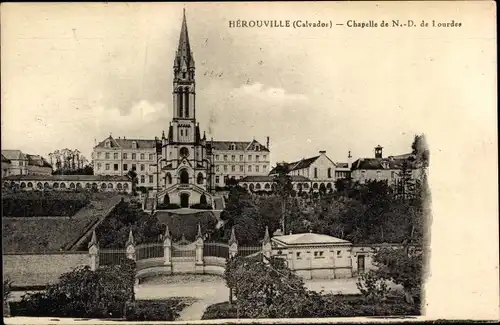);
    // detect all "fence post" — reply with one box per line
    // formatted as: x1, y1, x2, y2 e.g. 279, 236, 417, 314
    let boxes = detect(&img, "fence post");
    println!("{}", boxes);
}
228, 226, 238, 258
163, 226, 172, 266
195, 223, 204, 273
262, 226, 272, 264
88, 230, 99, 271
126, 229, 136, 261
